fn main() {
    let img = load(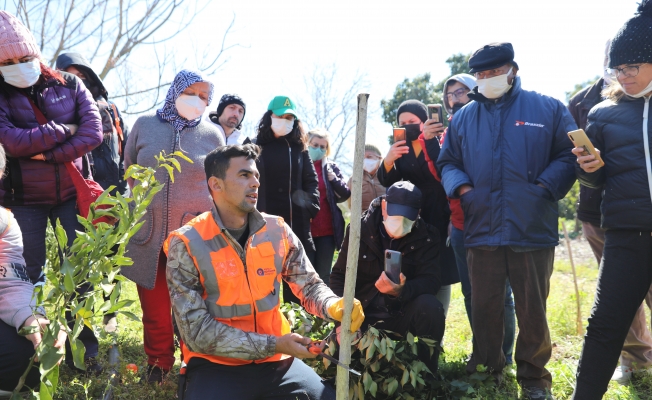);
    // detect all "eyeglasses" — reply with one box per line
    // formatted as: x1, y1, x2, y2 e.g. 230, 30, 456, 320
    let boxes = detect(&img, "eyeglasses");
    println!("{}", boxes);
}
608, 65, 641, 78
446, 88, 468, 100
310, 144, 327, 150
